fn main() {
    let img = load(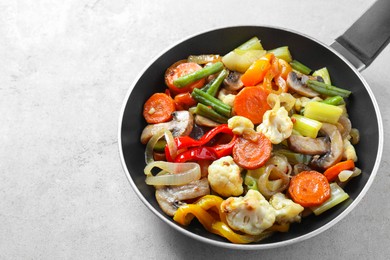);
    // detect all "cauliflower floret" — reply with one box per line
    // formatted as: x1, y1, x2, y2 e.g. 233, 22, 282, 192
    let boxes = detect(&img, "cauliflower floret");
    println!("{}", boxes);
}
218, 88, 236, 107
269, 193, 304, 224
228, 116, 254, 135
208, 156, 243, 197
256, 106, 293, 144
221, 190, 276, 235
343, 138, 358, 162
